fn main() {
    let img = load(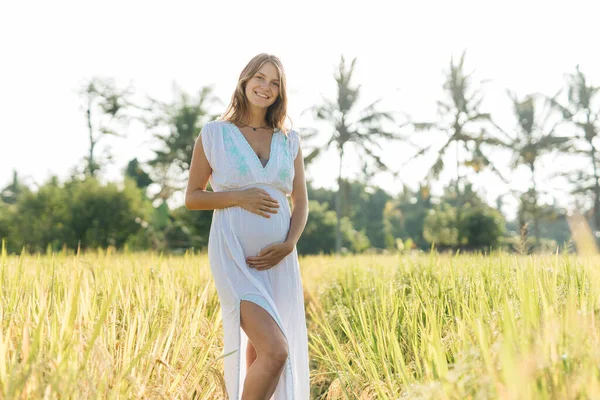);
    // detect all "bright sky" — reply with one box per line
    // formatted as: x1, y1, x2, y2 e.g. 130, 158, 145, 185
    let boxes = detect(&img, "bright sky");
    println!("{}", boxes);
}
1, 0, 599, 220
